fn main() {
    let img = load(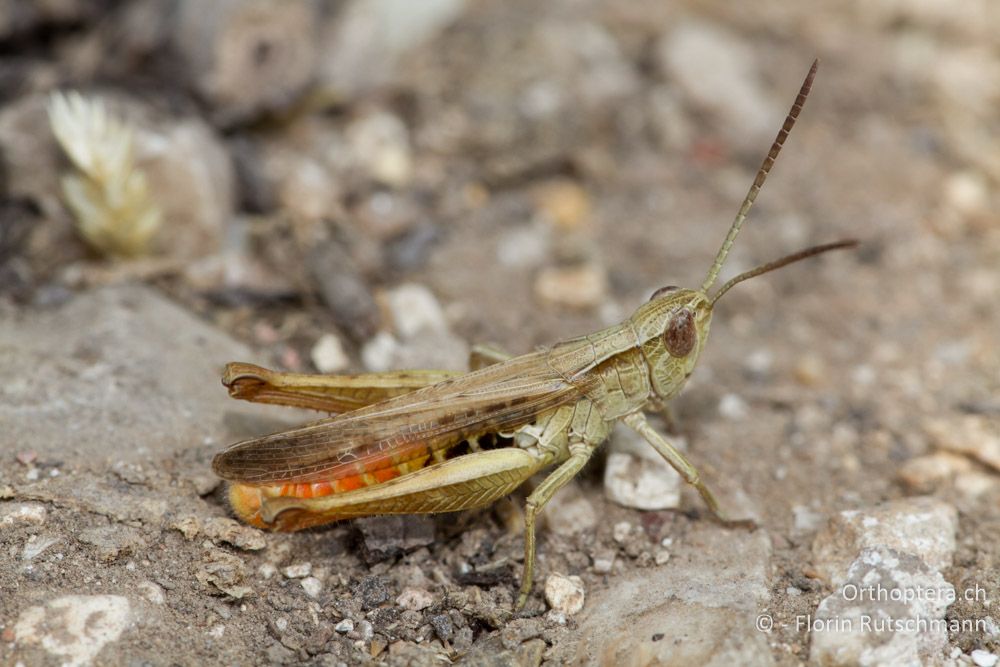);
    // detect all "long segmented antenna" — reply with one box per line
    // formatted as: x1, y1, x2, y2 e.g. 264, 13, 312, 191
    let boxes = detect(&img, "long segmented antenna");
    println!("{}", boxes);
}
709, 239, 857, 306
700, 59, 819, 293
